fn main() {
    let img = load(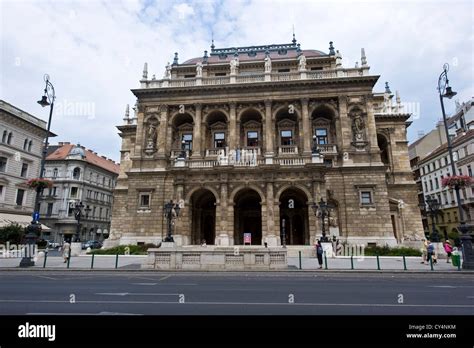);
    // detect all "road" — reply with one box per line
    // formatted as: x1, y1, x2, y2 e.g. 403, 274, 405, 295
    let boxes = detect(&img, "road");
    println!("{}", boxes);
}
0, 271, 473, 315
